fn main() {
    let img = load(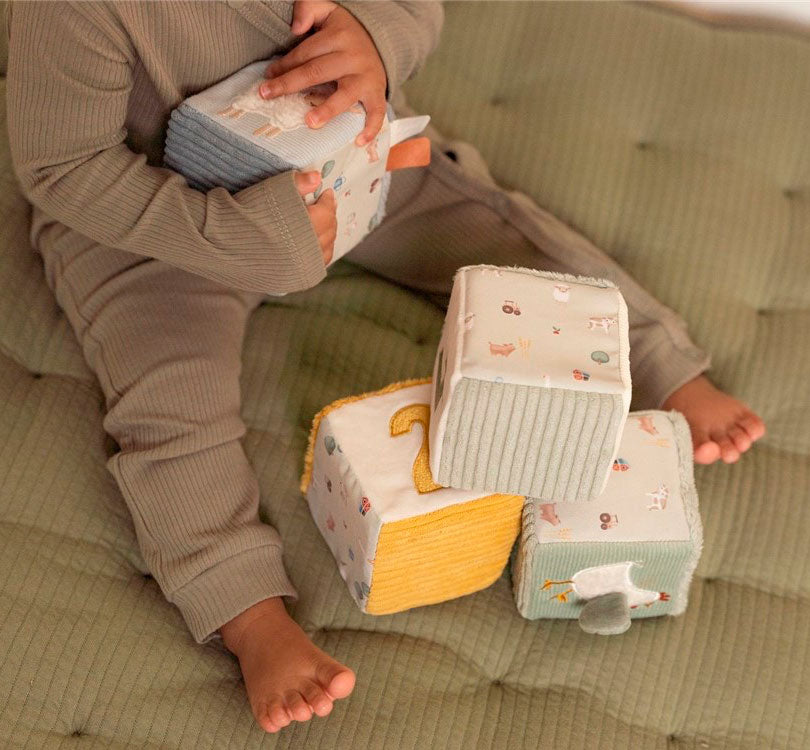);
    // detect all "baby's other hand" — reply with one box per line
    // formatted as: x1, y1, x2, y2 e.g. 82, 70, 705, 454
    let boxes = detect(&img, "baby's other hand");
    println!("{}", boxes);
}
261, 2, 387, 147
294, 170, 336, 266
